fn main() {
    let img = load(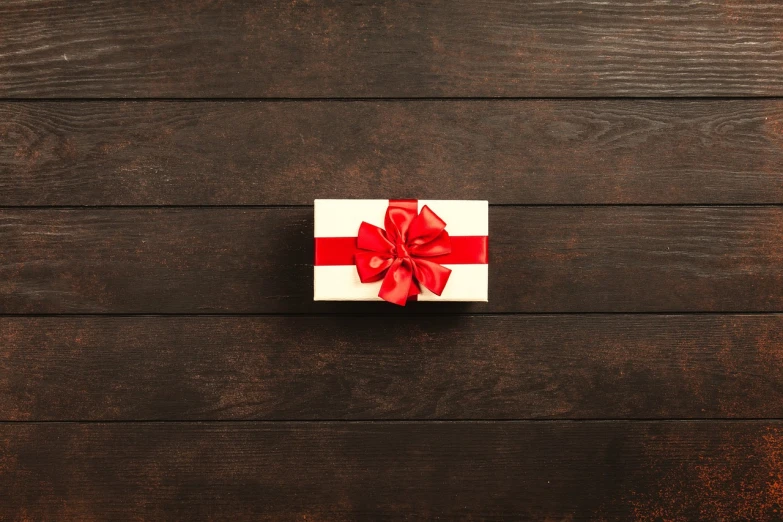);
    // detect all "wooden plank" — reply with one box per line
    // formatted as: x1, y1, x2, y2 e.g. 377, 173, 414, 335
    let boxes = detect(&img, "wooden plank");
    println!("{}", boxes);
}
4, 100, 783, 205
2, 207, 783, 313
2, 315, 782, 421
3, 1, 783, 98
1, 421, 781, 520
